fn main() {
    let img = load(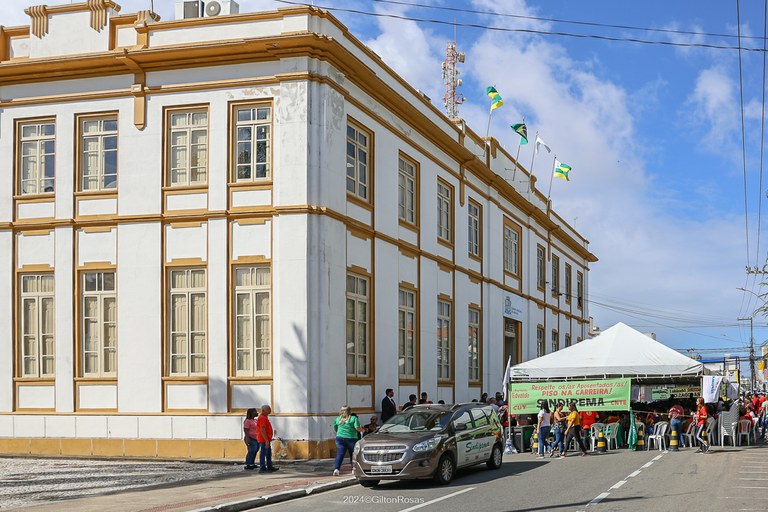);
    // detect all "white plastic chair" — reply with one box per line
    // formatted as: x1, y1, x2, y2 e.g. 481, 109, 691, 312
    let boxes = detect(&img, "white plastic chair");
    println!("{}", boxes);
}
681, 421, 695, 448
705, 417, 717, 446
647, 421, 669, 451
737, 419, 752, 446
604, 422, 621, 450
589, 423, 606, 451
